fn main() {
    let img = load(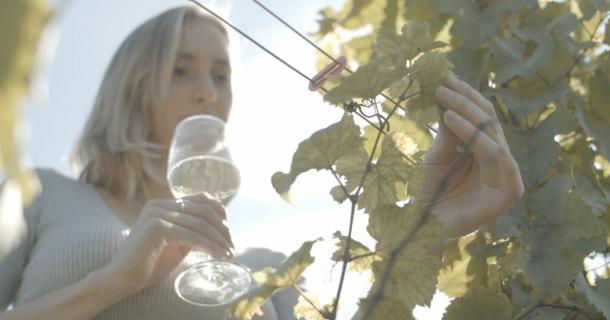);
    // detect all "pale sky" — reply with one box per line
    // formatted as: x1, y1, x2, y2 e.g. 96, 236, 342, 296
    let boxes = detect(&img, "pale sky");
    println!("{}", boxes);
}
20, 0, 448, 318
